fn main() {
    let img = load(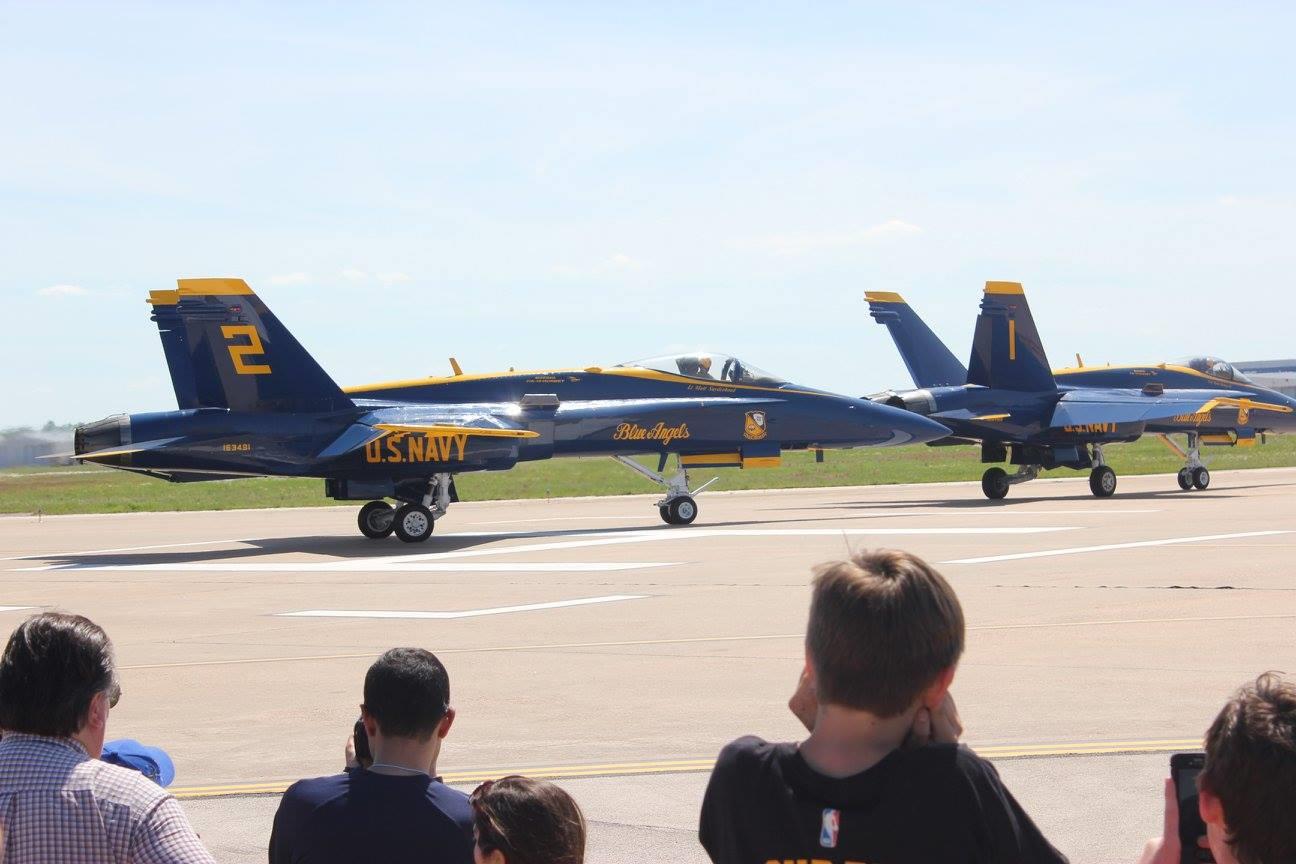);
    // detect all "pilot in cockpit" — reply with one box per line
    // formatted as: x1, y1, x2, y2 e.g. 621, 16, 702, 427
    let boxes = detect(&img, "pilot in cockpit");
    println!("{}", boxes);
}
676, 355, 715, 379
